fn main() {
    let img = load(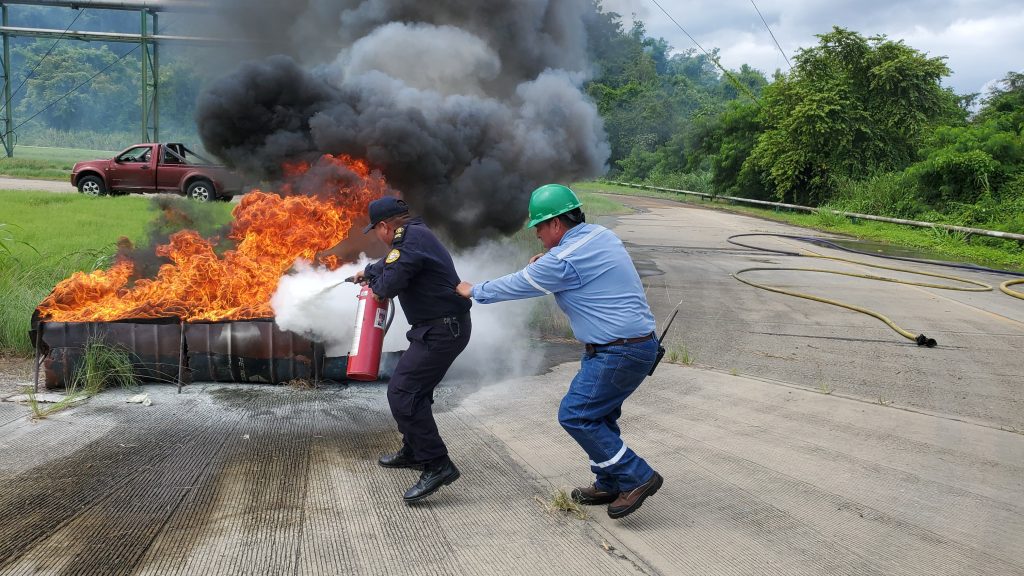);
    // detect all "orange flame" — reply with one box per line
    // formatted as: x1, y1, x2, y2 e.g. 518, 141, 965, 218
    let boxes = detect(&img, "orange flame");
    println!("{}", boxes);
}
38, 154, 386, 322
